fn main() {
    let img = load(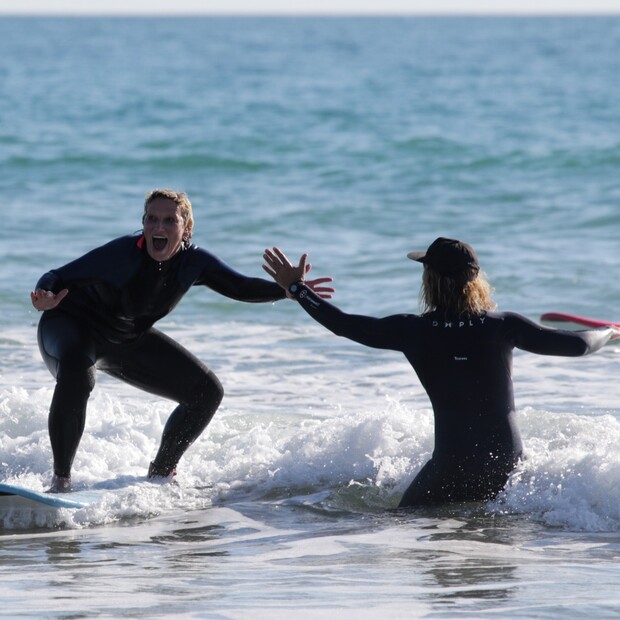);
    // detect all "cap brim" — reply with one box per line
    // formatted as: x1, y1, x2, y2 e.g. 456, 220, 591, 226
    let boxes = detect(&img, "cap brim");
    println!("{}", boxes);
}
406, 251, 426, 262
